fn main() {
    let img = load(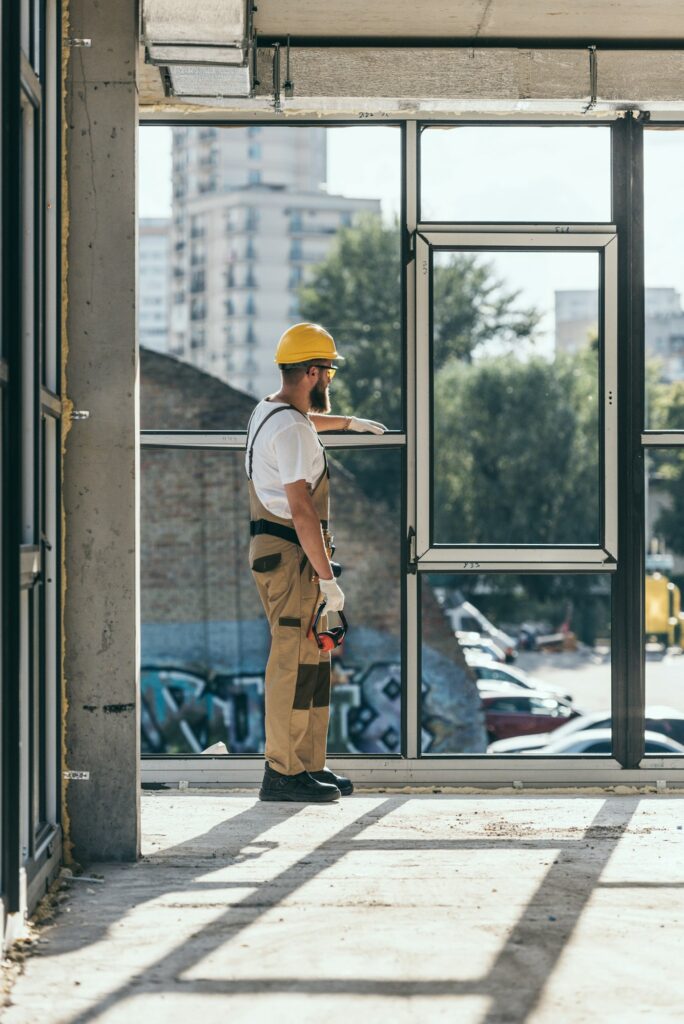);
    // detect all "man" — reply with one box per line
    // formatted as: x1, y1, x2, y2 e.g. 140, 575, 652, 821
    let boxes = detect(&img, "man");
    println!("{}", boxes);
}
246, 322, 386, 802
